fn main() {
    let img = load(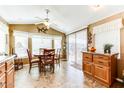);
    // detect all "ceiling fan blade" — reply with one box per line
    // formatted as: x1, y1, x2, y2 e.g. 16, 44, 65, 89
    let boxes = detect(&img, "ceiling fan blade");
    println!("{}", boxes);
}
35, 16, 44, 20
50, 23, 58, 26
34, 21, 45, 25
